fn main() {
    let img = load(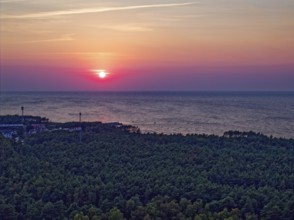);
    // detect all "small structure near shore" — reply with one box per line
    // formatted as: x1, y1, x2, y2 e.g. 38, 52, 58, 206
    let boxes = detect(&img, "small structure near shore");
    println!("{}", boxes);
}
0, 124, 24, 139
